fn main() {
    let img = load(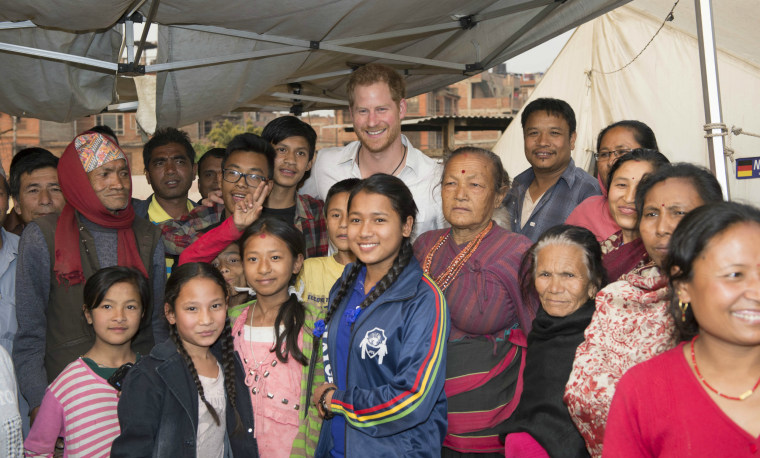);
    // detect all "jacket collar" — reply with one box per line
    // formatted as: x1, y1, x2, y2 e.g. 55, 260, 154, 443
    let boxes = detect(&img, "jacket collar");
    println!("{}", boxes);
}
339, 255, 424, 306
514, 157, 580, 190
